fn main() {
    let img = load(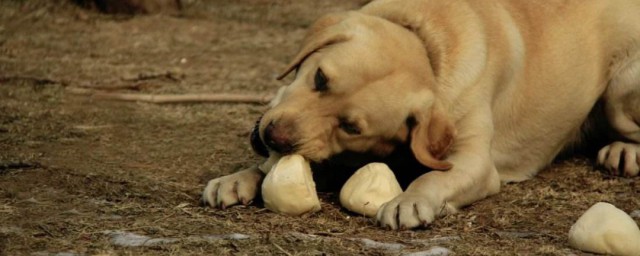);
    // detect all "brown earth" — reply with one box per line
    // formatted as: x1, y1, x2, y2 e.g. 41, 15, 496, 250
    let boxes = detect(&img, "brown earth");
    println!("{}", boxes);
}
1, 0, 638, 255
